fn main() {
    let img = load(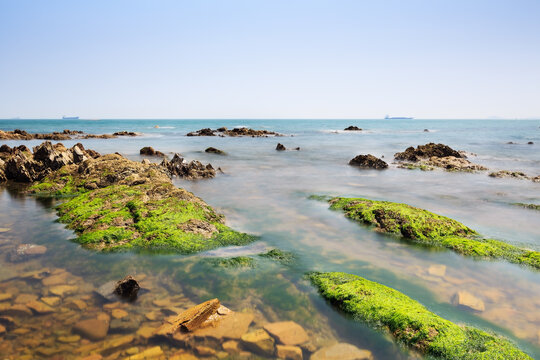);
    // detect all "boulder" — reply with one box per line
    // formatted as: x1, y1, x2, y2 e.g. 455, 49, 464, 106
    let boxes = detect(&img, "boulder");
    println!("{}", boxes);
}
194, 311, 254, 340
241, 329, 275, 356
115, 275, 140, 300
205, 147, 226, 155
8, 244, 47, 262
452, 291, 485, 312
276, 143, 286, 151
394, 143, 464, 162
155, 298, 221, 335
276, 345, 303, 360
344, 126, 362, 131
73, 318, 109, 340
263, 321, 309, 345
140, 147, 165, 157
489, 170, 530, 180
348, 154, 388, 170
161, 153, 216, 180
310, 343, 373, 360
